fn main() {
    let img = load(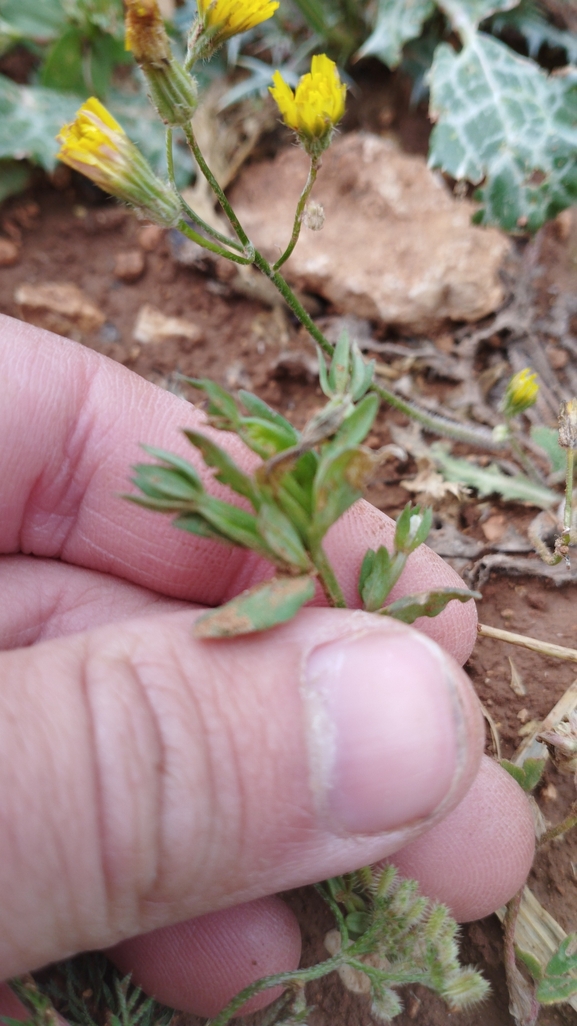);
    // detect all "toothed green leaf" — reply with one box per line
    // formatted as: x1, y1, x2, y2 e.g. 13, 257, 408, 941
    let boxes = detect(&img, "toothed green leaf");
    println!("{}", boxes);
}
381, 587, 480, 624
356, 0, 435, 68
